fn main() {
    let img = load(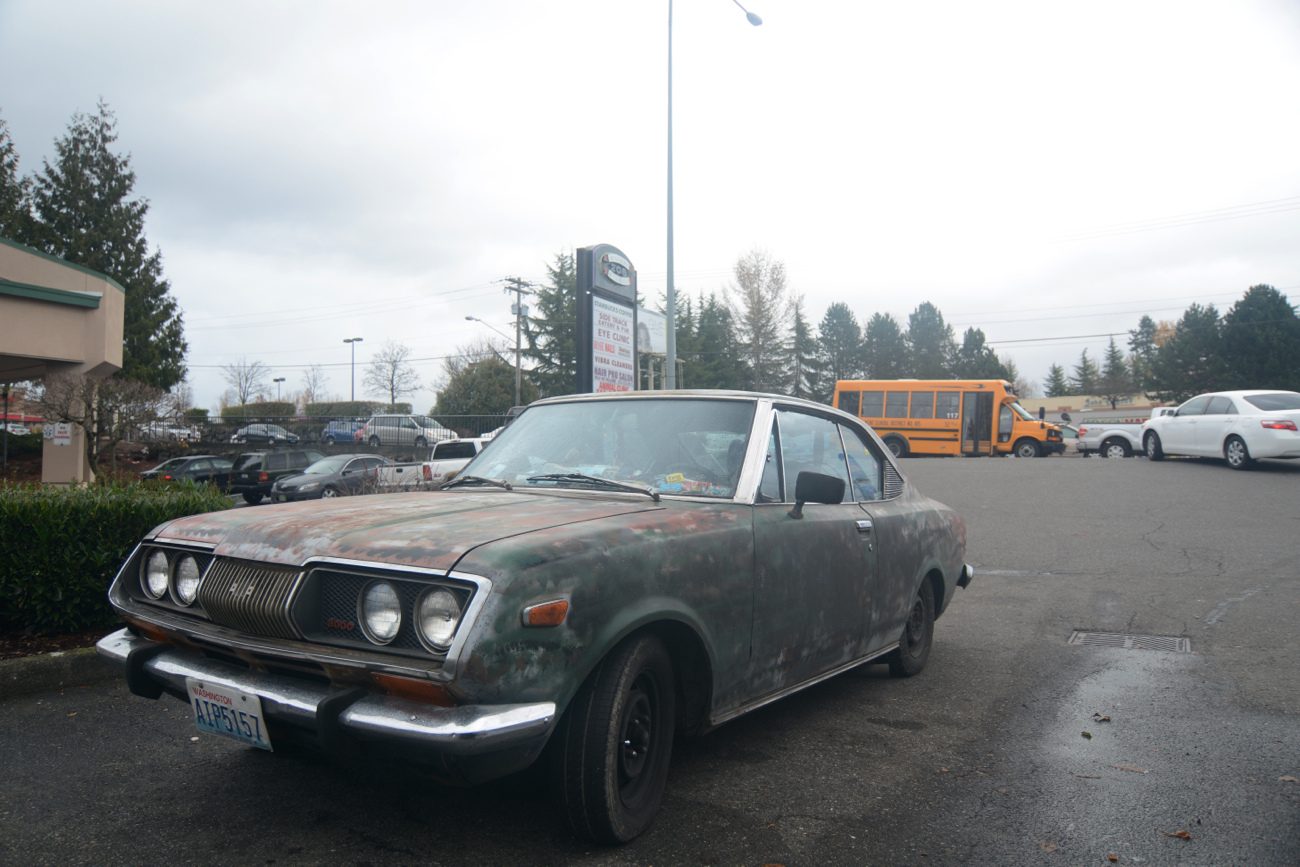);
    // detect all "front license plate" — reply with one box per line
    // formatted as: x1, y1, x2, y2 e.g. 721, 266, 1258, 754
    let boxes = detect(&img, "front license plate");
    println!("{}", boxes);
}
185, 677, 273, 751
